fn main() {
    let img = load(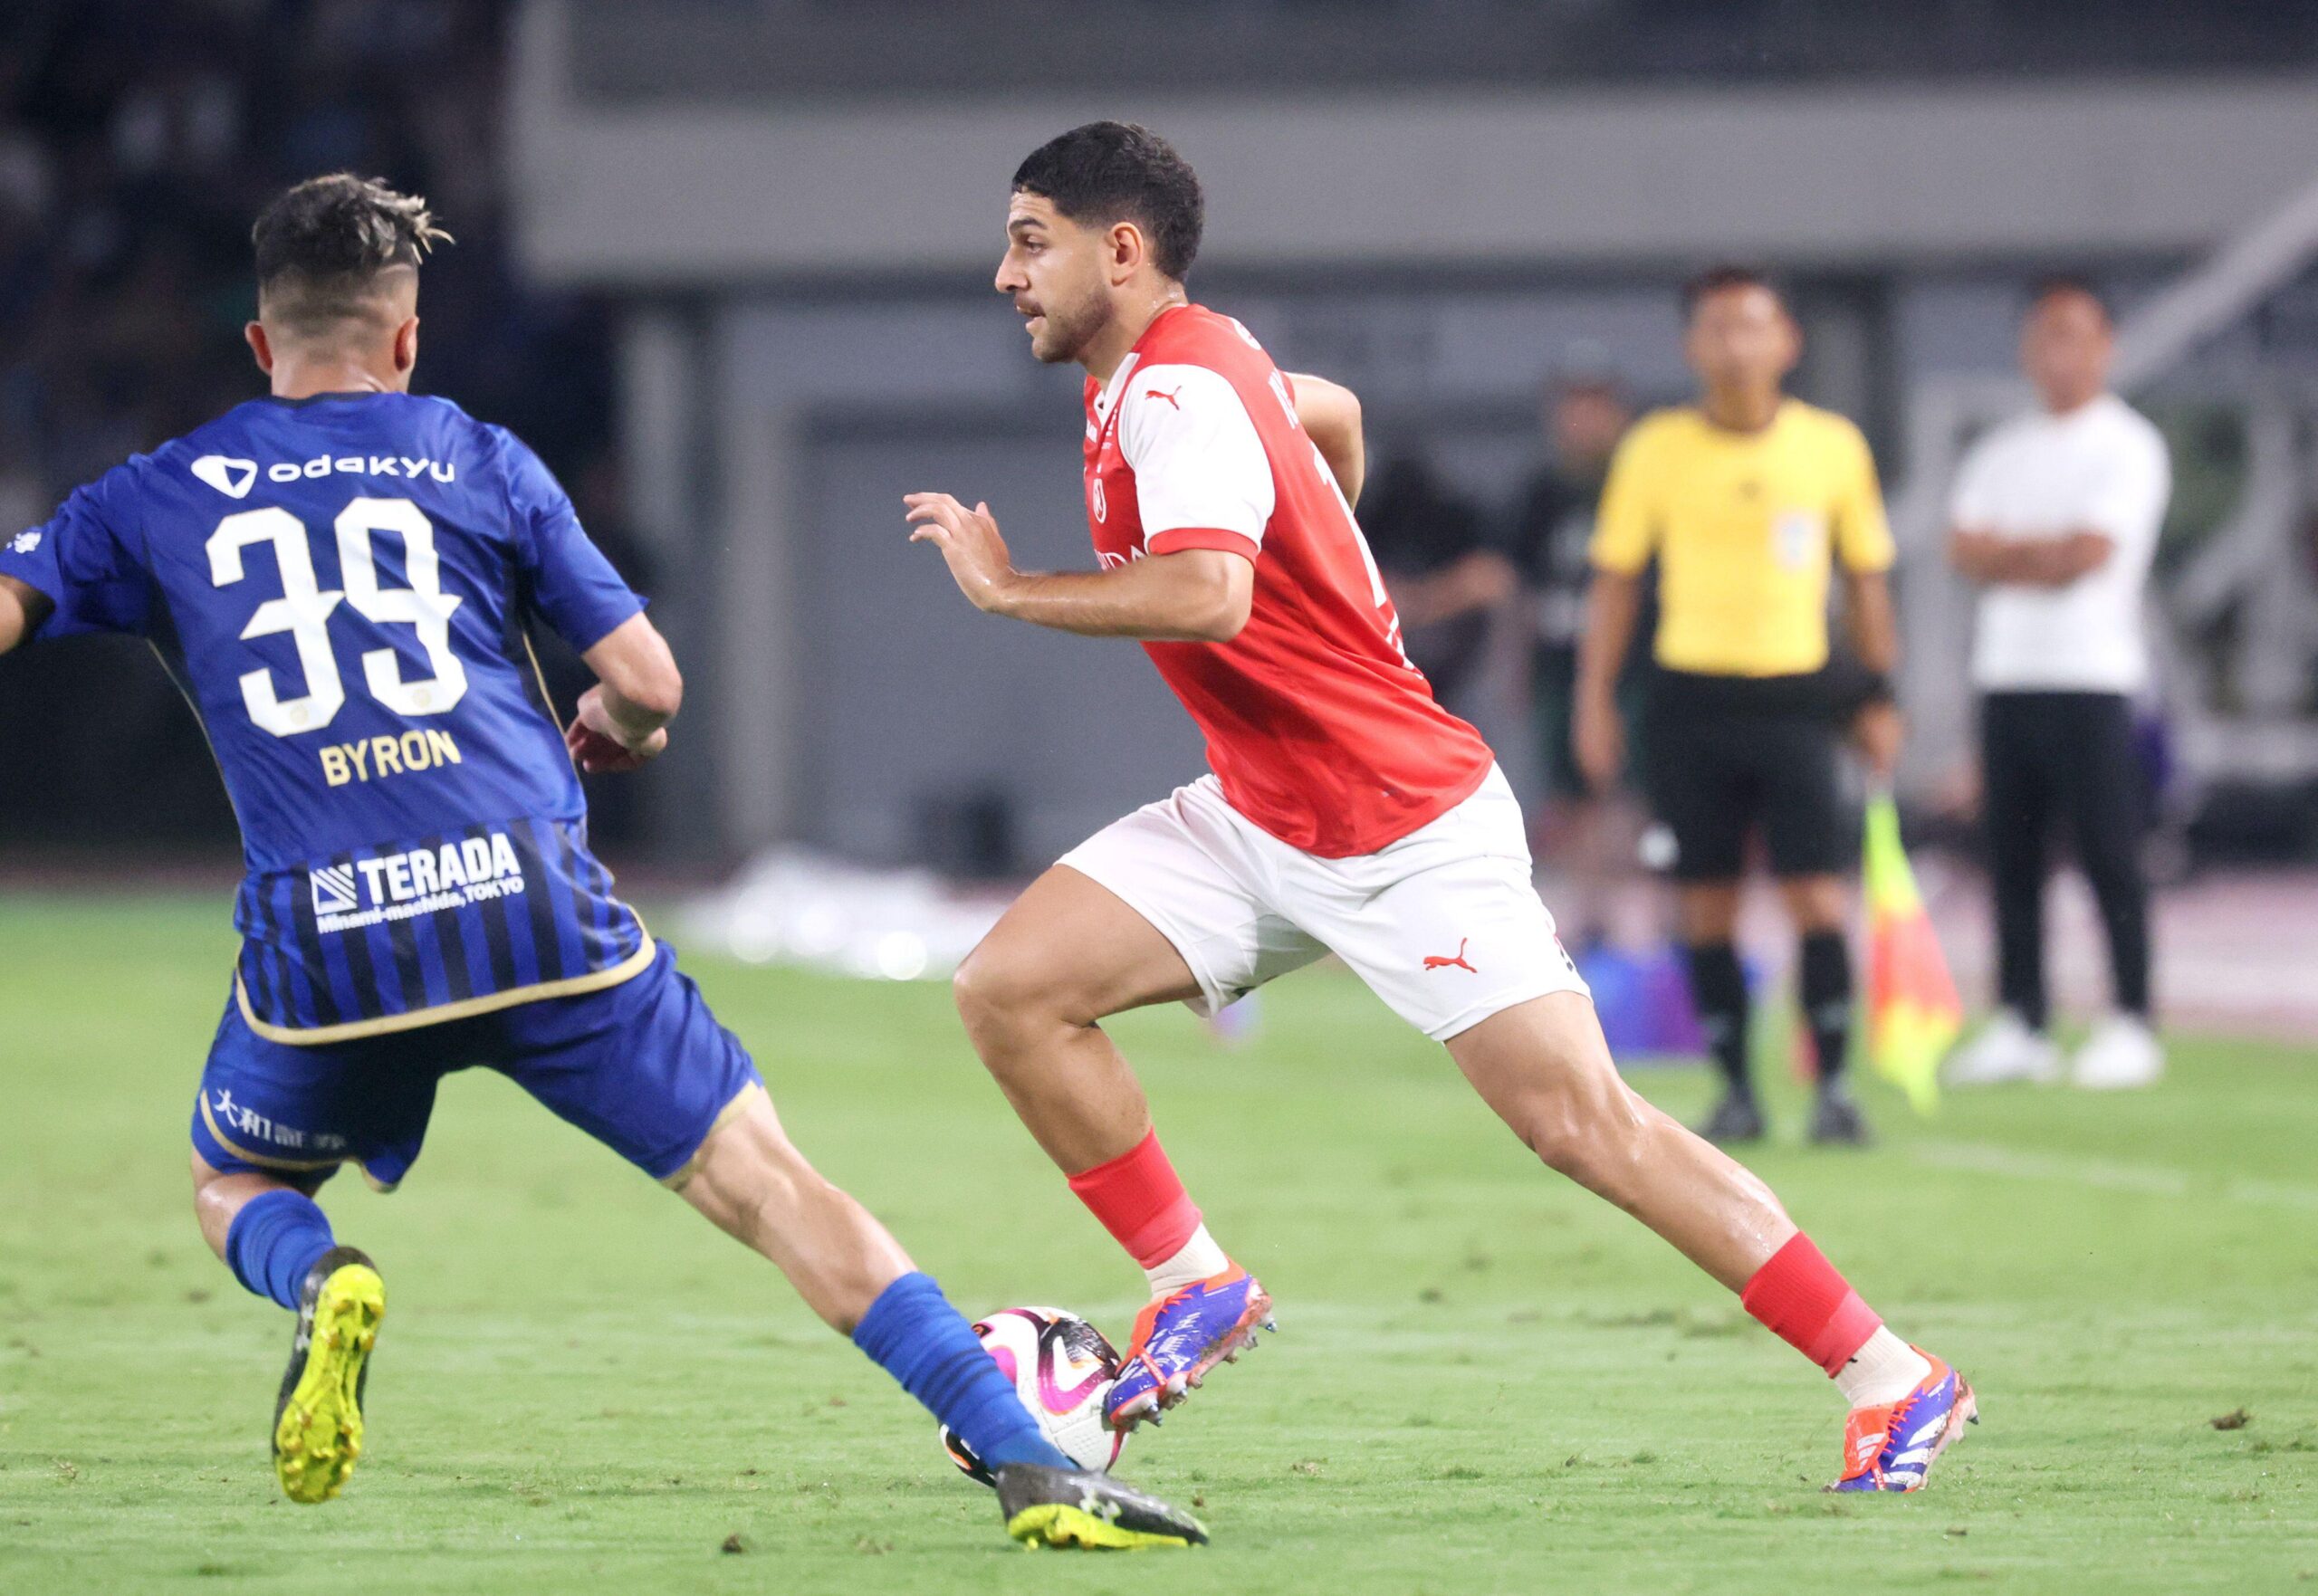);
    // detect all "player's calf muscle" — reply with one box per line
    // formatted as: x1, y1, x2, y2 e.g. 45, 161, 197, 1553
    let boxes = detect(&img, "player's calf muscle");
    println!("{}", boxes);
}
190, 1152, 316, 1258
1449, 996, 1793, 1287
679, 1096, 911, 1332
